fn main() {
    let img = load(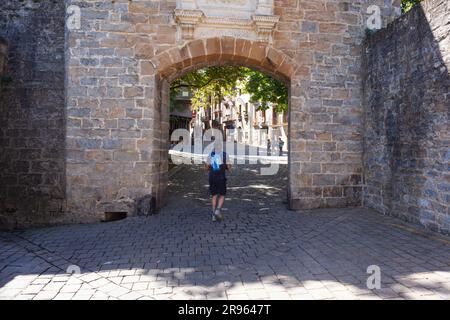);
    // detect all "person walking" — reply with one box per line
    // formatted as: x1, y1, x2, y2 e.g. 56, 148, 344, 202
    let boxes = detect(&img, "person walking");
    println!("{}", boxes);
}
278, 137, 285, 156
205, 141, 232, 222
267, 138, 271, 156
